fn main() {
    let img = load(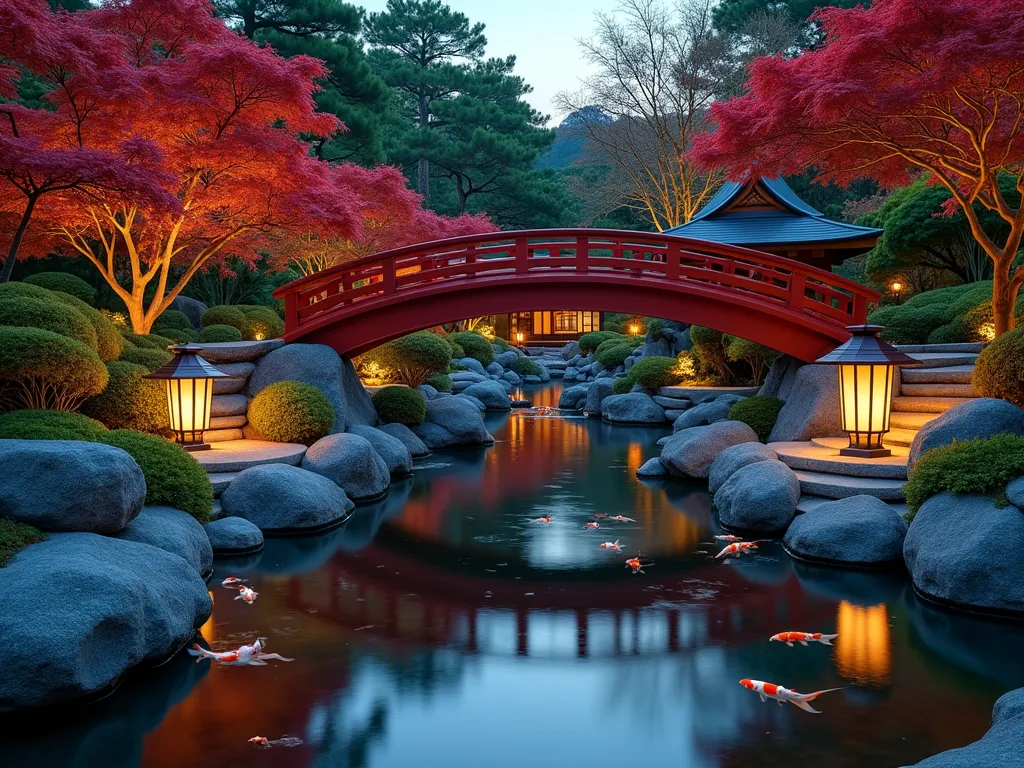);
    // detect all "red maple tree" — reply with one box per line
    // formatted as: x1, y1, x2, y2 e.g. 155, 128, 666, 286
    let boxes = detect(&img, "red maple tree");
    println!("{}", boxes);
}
692, 0, 1024, 334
